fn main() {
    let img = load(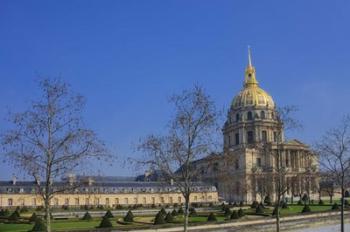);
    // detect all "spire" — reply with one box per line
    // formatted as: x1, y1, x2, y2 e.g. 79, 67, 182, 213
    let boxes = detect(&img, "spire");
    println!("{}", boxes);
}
244, 46, 258, 87
248, 45, 252, 67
